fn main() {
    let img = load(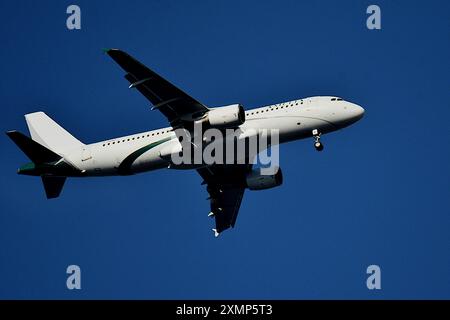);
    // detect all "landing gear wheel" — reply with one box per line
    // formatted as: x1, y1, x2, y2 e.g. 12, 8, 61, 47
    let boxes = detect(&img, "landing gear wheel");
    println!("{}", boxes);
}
312, 129, 324, 151
314, 141, 324, 151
